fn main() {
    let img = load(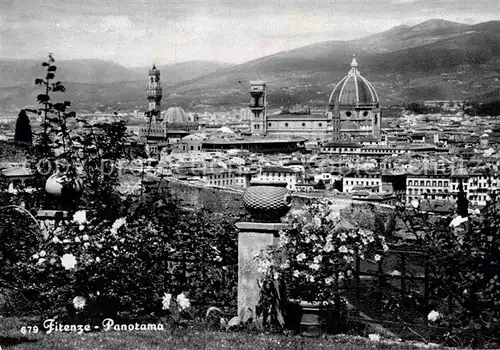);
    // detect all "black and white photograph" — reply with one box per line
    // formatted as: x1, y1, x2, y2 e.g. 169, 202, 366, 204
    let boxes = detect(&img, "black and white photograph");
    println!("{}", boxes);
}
1, 0, 500, 348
